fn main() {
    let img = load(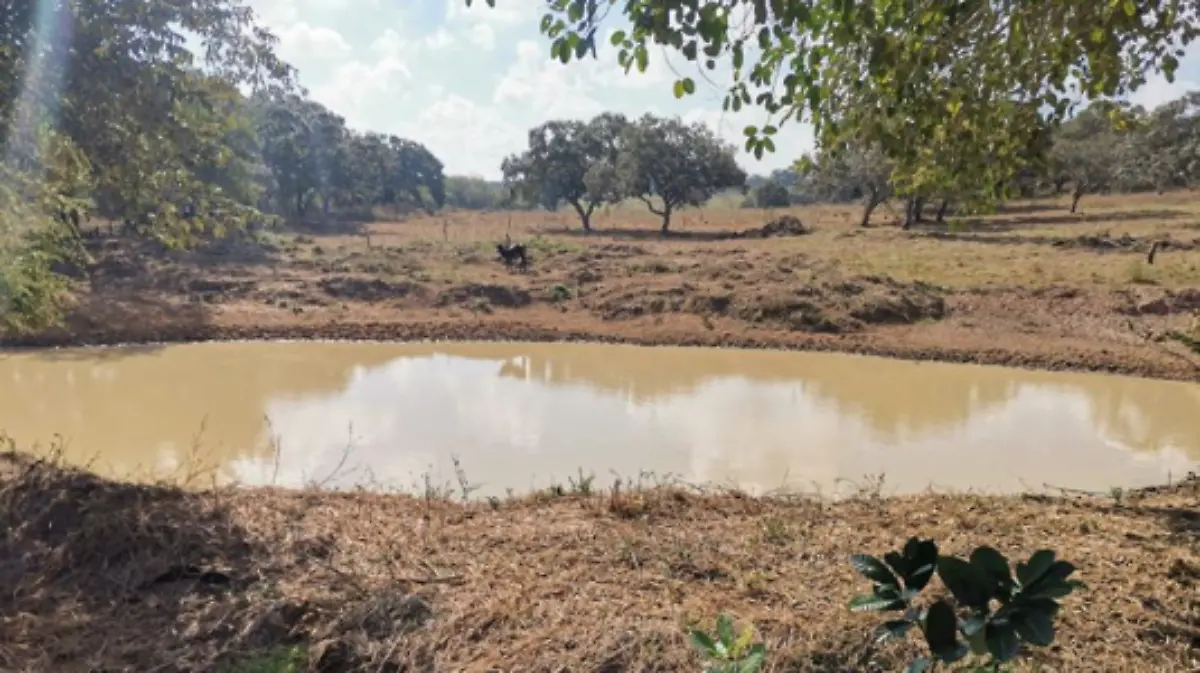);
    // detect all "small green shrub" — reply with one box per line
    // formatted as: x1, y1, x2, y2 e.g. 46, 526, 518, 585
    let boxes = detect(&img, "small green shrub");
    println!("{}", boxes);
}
849, 537, 1083, 670
225, 645, 307, 673
689, 613, 766, 673
547, 283, 573, 302
687, 537, 1083, 672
